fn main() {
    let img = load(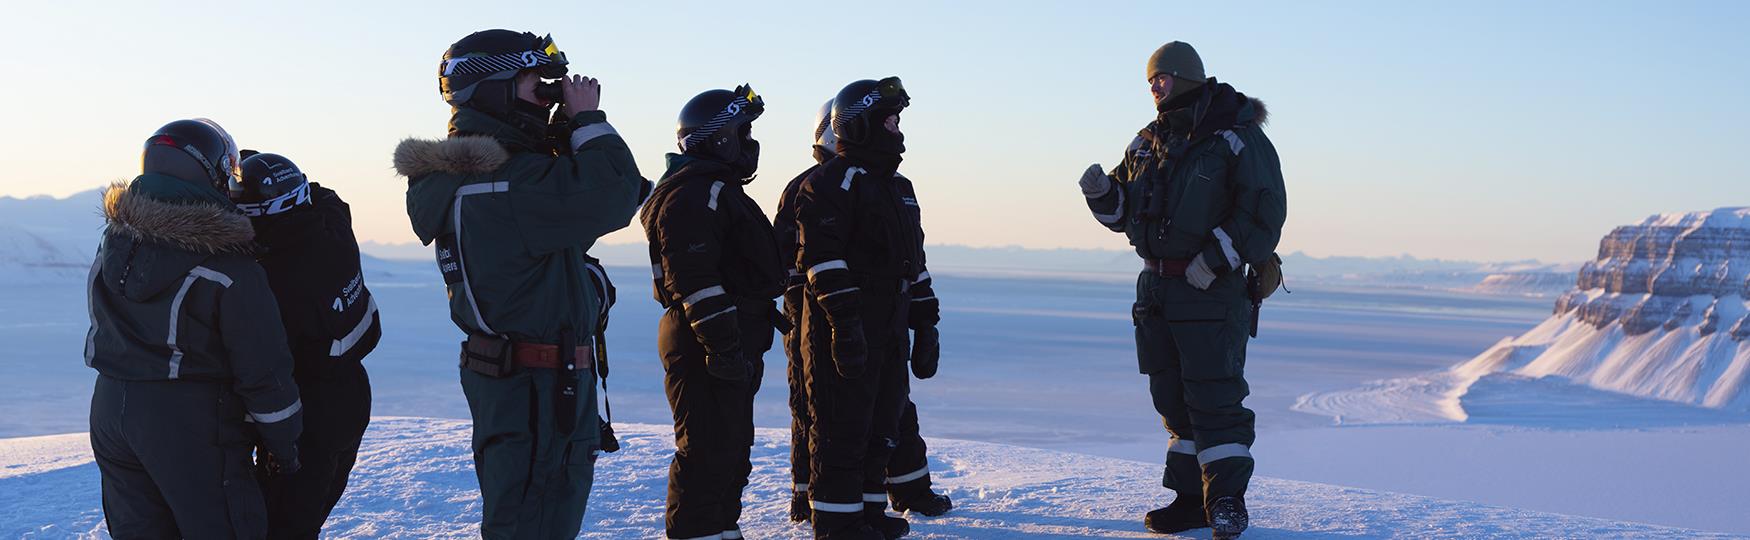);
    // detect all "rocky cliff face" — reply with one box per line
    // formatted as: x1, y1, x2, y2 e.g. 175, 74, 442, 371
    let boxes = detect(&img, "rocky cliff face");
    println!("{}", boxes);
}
1555, 209, 1750, 338
1464, 208, 1750, 410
